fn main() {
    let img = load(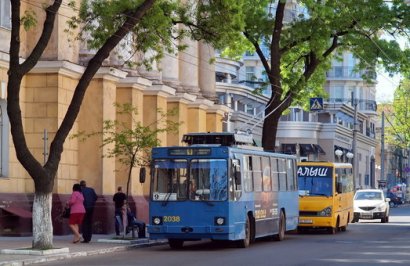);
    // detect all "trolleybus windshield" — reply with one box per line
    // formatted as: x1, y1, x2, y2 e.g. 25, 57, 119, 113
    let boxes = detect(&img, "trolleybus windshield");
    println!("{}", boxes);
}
152, 158, 228, 201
